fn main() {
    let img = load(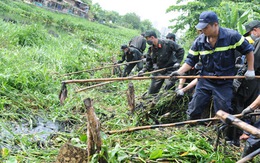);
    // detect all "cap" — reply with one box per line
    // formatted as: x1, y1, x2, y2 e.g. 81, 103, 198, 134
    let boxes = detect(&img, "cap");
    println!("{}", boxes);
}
144, 30, 157, 38
195, 11, 218, 30
166, 33, 176, 40
243, 20, 260, 36
121, 44, 128, 50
